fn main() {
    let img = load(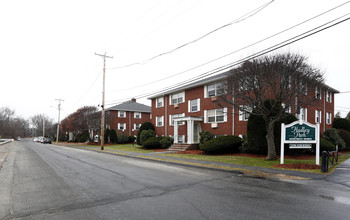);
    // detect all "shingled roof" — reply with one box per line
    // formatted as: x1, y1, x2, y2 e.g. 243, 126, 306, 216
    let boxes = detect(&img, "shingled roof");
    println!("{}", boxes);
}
106, 99, 151, 113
